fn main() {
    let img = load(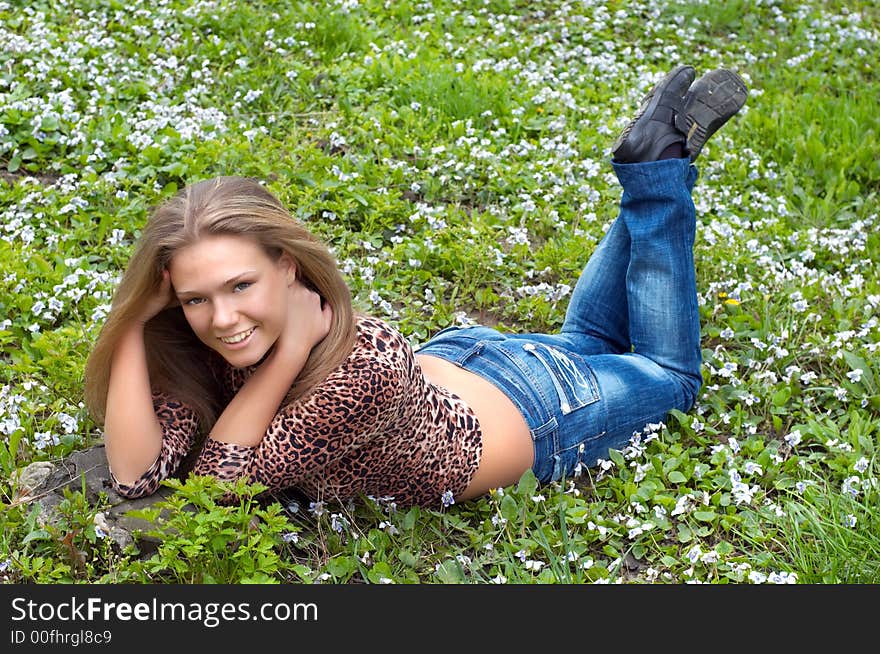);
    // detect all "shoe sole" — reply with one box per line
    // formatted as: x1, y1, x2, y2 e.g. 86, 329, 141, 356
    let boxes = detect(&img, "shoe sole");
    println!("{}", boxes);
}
675, 69, 748, 162
612, 64, 695, 158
